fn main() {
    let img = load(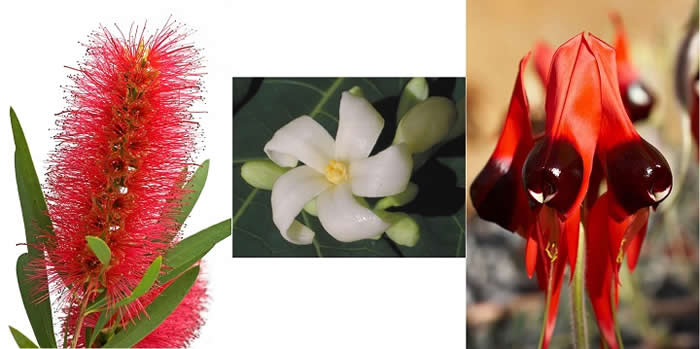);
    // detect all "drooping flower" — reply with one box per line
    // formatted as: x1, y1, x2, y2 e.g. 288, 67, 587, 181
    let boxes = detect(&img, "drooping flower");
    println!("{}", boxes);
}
533, 12, 655, 123
38, 20, 208, 345
470, 32, 672, 349
264, 92, 413, 244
